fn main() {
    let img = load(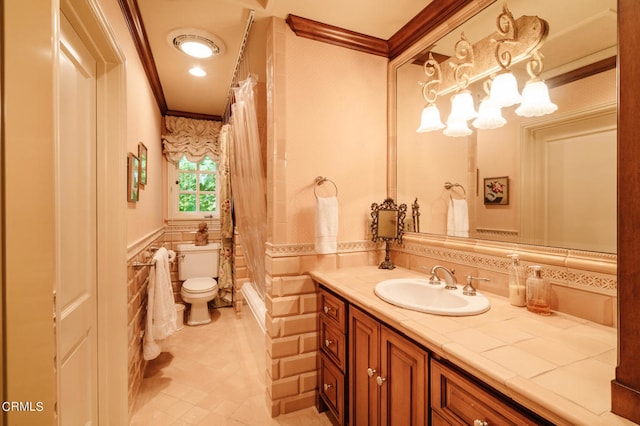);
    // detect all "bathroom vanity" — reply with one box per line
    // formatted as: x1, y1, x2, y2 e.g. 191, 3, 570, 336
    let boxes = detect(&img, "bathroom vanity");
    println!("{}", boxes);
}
312, 266, 627, 425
